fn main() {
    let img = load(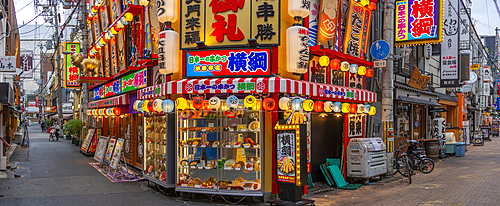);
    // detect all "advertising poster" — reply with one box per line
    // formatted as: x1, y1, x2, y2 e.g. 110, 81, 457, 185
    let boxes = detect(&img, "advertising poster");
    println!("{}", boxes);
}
104, 138, 117, 164
81, 129, 96, 153
343, 0, 372, 58
94, 136, 109, 163
395, 0, 443, 46
277, 130, 296, 184
309, 56, 327, 83
348, 114, 363, 138
440, 0, 459, 87
110, 139, 125, 169
89, 128, 102, 153
317, 0, 340, 48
